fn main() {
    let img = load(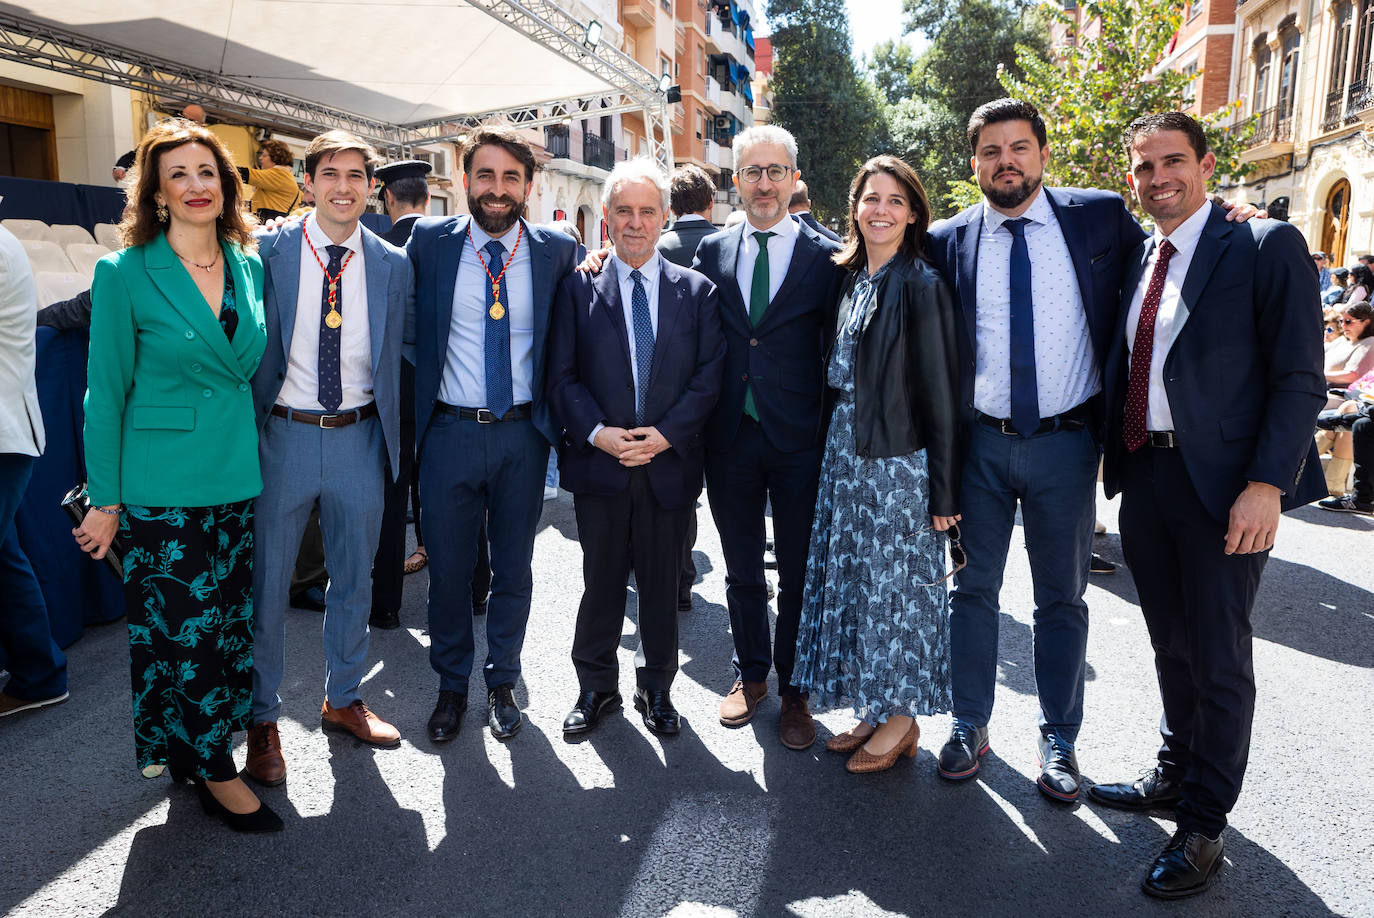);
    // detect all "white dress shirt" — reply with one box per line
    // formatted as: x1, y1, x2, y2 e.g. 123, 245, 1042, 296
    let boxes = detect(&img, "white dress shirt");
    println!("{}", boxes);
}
973, 187, 1098, 419
1125, 200, 1212, 432
438, 219, 535, 408
0, 225, 44, 456
277, 213, 373, 411
589, 253, 662, 444
734, 213, 799, 314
